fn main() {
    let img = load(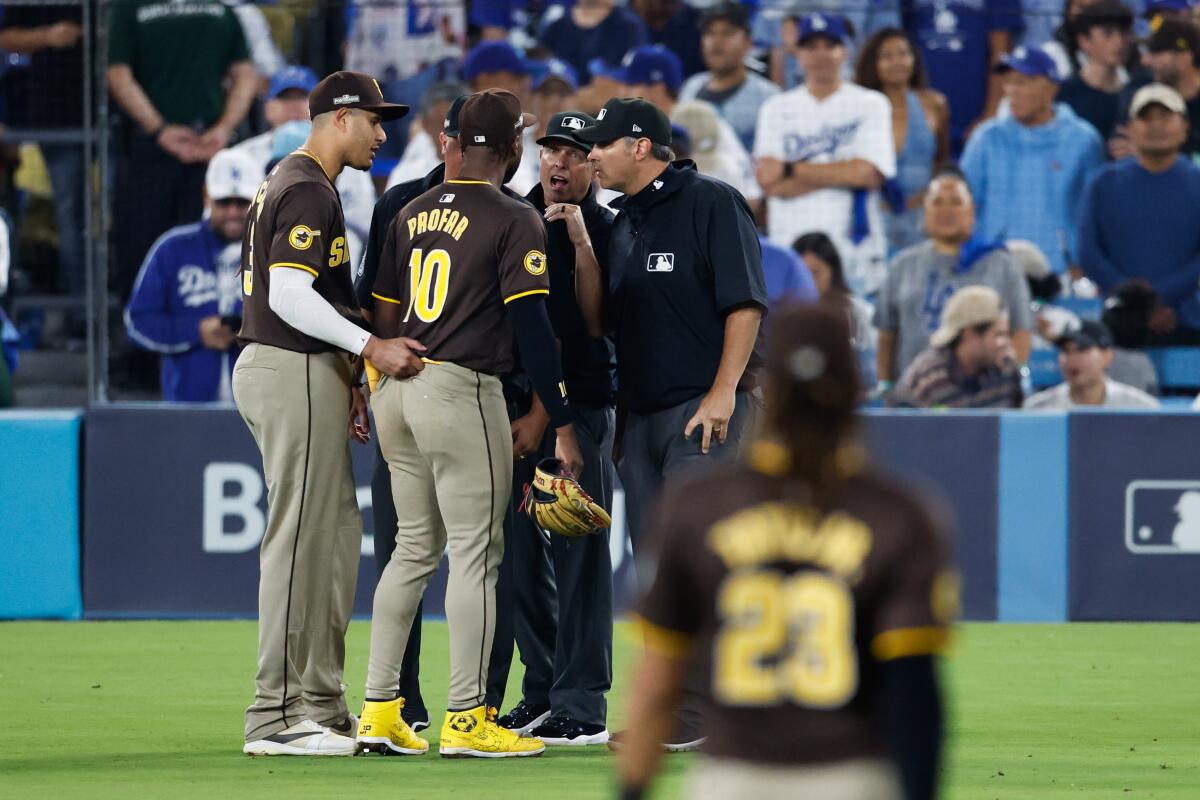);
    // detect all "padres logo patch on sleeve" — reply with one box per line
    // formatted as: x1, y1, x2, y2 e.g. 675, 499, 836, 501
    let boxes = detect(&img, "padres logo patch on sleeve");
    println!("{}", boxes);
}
288, 225, 320, 251
524, 250, 547, 275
